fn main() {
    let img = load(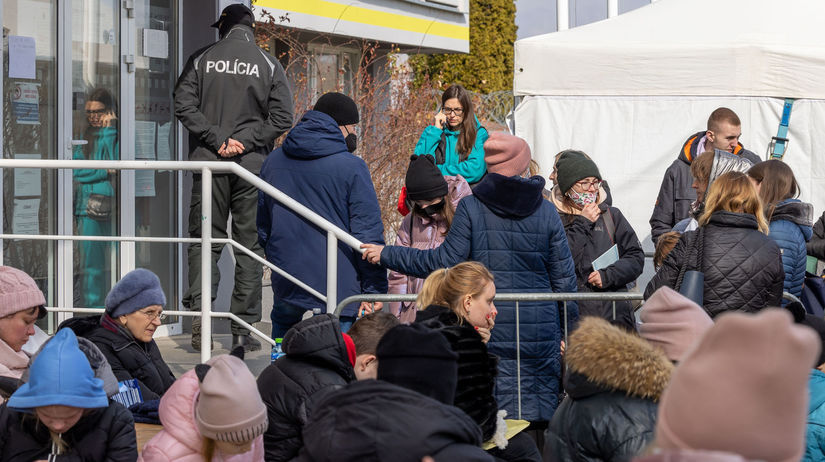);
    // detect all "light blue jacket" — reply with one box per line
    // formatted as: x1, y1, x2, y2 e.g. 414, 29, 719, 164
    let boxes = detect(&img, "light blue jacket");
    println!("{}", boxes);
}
804, 369, 825, 461
414, 117, 488, 183
768, 198, 813, 299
